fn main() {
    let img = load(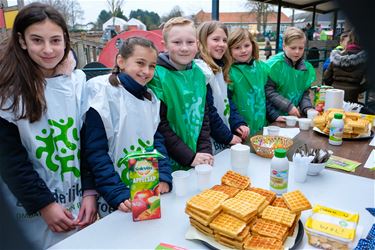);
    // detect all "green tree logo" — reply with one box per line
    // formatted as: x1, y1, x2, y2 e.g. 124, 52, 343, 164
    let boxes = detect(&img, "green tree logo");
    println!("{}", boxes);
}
117, 138, 152, 187
35, 117, 80, 181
